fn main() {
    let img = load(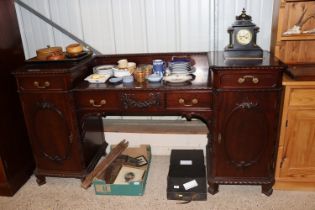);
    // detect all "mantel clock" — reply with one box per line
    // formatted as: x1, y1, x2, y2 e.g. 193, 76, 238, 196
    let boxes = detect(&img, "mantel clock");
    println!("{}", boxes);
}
224, 9, 263, 59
